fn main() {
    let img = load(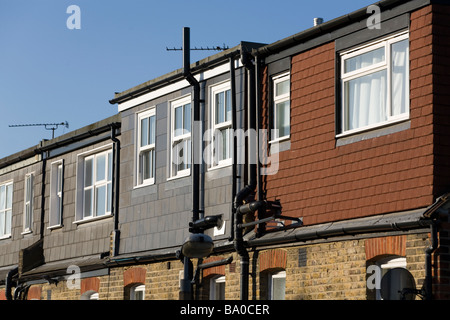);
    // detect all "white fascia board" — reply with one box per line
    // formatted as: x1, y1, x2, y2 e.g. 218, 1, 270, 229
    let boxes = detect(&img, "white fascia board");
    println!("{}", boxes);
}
118, 62, 238, 112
